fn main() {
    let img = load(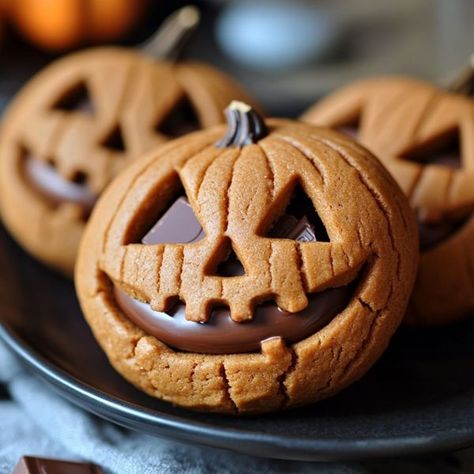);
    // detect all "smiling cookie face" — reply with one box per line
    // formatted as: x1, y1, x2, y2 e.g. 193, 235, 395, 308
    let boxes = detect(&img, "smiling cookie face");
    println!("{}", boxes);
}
302, 77, 474, 325
76, 104, 418, 414
0, 48, 259, 275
